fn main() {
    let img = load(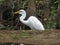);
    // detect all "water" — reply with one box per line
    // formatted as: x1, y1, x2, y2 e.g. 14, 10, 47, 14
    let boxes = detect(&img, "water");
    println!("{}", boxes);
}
0, 43, 33, 45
